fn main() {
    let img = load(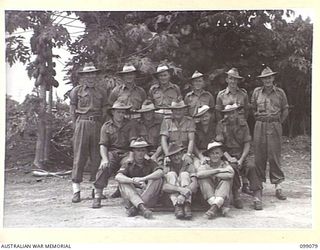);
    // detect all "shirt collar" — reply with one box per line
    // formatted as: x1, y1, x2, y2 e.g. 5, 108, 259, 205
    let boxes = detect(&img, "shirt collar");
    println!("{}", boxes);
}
225, 86, 240, 94
261, 85, 276, 93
